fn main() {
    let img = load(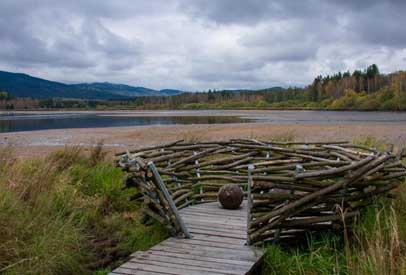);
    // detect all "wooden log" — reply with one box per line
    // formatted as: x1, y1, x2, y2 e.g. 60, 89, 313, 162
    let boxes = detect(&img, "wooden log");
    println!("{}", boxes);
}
167, 147, 224, 169
295, 158, 371, 179
115, 139, 184, 156
248, 154, 390, 239
148, 162, 191, 238
217, 158, 256, 170
179, 152, 257, 171
252, 180, 319, 191
174, 192, 193, 205
171, 189, 191, 199
322, 145, 373, 157
247, 164, 254, 244
148, 151, 189, 163
235, 158, 302, 170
